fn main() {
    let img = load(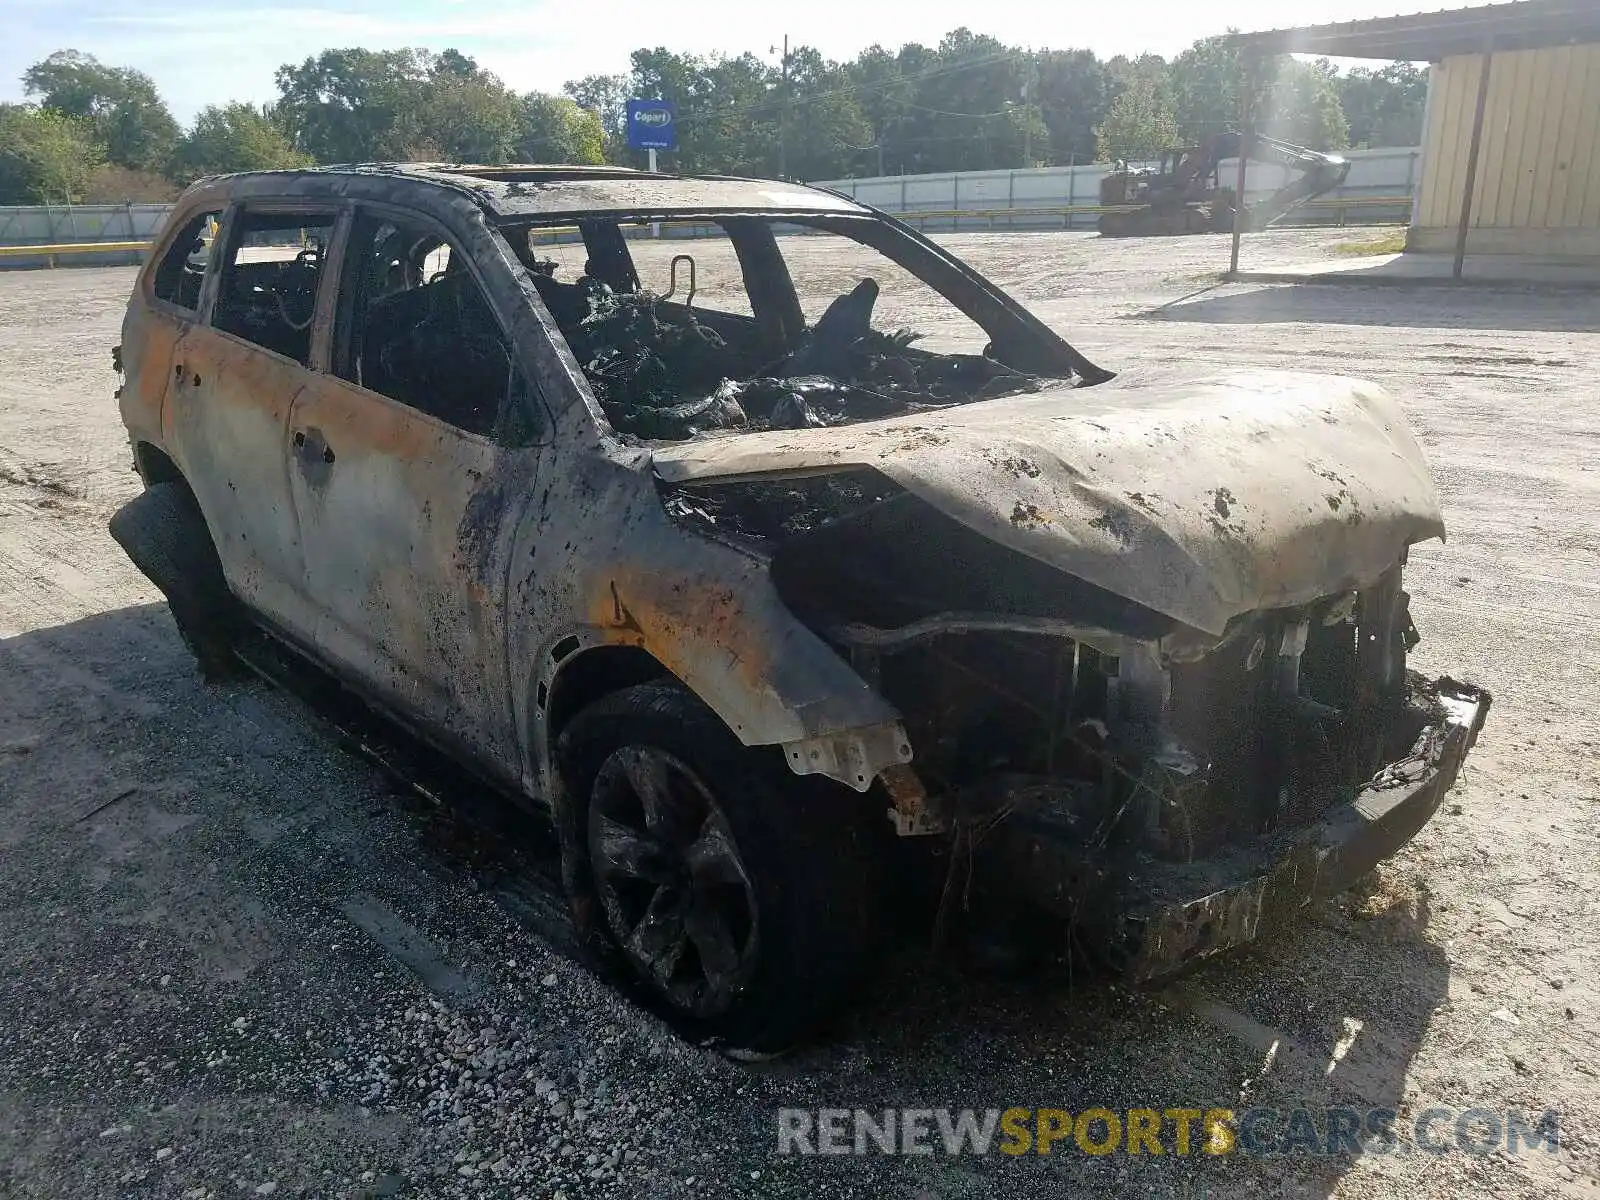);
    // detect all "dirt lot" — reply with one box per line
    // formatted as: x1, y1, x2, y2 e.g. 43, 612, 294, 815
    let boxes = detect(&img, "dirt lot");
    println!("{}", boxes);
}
1, 227, 1597, 1199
